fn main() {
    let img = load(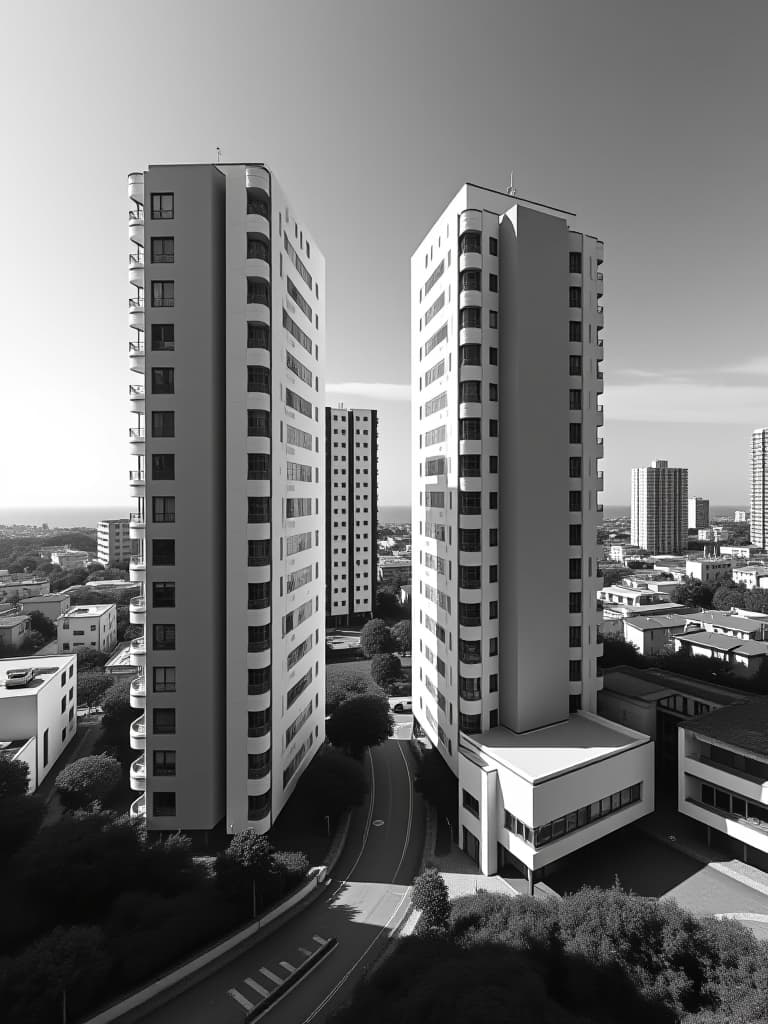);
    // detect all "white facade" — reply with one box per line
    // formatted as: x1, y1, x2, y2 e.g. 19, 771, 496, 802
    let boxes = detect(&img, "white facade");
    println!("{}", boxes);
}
57, 604, 117, 654
50, 549, 92, 569
631, 460, 688, 554
97, 519, 132, 566
411, 183, 651, 884
126, 164, 325, 835
751, 429, 768, 548
735, 510, 749, 523
0, 579, 50, 603
688, 497, 709, 530
326, 406, 378, 622
20, 593, 71, 623
623, 614, 689, 656
0, 654, 78, 791
685, 557, 733, 584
